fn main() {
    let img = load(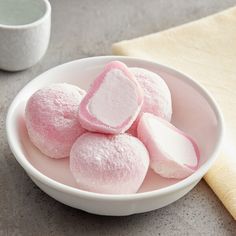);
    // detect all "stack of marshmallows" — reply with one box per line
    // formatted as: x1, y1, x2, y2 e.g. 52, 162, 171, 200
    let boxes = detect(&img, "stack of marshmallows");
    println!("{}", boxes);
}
25, 61, 200, 194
